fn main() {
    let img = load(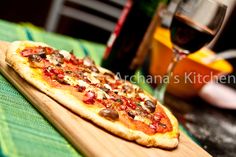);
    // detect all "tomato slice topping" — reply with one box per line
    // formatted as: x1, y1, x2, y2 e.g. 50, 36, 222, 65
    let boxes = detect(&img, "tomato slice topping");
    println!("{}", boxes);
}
83, 91, 96, 104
